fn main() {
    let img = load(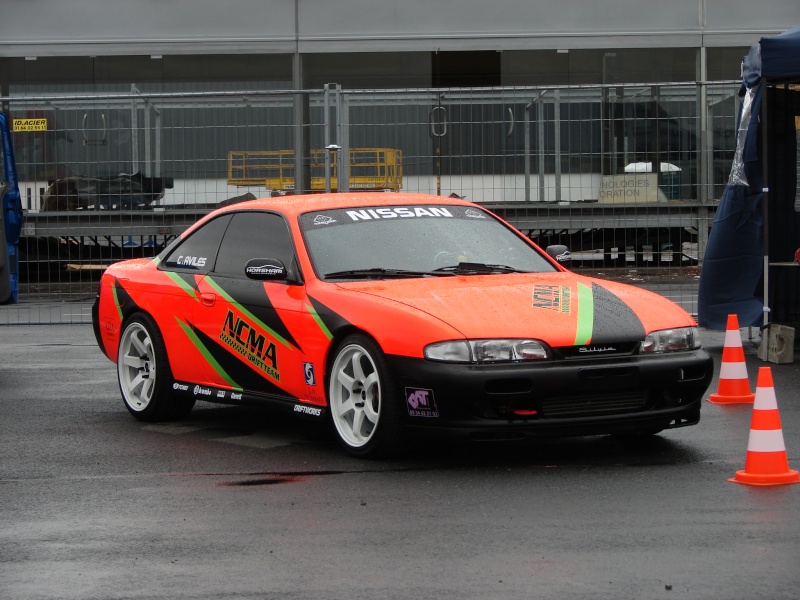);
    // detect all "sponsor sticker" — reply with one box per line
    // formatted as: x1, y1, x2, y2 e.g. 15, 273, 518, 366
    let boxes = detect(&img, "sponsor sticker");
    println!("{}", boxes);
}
184, 384, 243, 401
219, 310, 280, 381
303, 362, 316, 386
245, 262, 284, 277
405, 387, 439, 418
346, 206, 453, 221
294, 404, 323, 417
13, 118, 47, 132
313, 215, 336, 225
301, 205, 495, 231
532, 284, 572, 314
